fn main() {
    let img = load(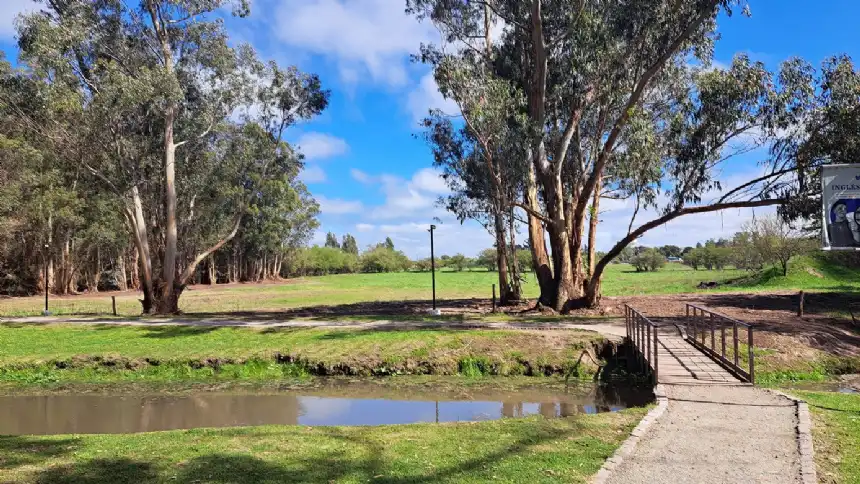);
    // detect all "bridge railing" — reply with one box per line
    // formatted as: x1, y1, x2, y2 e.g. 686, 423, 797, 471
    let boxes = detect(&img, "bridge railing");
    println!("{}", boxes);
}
685, 304, 755, 384
624, 304, 658, 383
